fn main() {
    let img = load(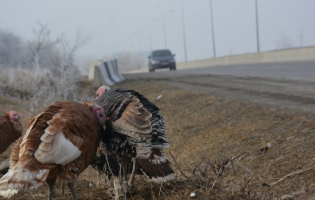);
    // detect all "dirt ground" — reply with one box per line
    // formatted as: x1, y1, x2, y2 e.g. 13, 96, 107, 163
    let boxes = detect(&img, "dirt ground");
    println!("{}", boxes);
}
1, 77, 315, 199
